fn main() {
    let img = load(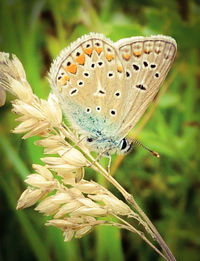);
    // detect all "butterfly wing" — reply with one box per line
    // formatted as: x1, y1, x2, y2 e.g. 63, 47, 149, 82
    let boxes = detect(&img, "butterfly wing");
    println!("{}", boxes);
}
49, 33, 126, 140
49, 33, 177, 153
114, 35, 177, 137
